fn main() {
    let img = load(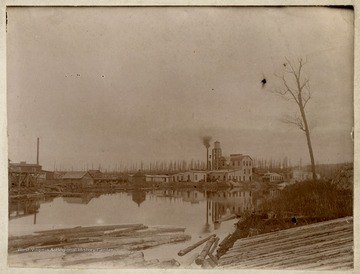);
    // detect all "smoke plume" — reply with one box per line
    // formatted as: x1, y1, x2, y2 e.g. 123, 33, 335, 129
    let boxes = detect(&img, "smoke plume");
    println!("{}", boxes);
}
202, 136, 212, 149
